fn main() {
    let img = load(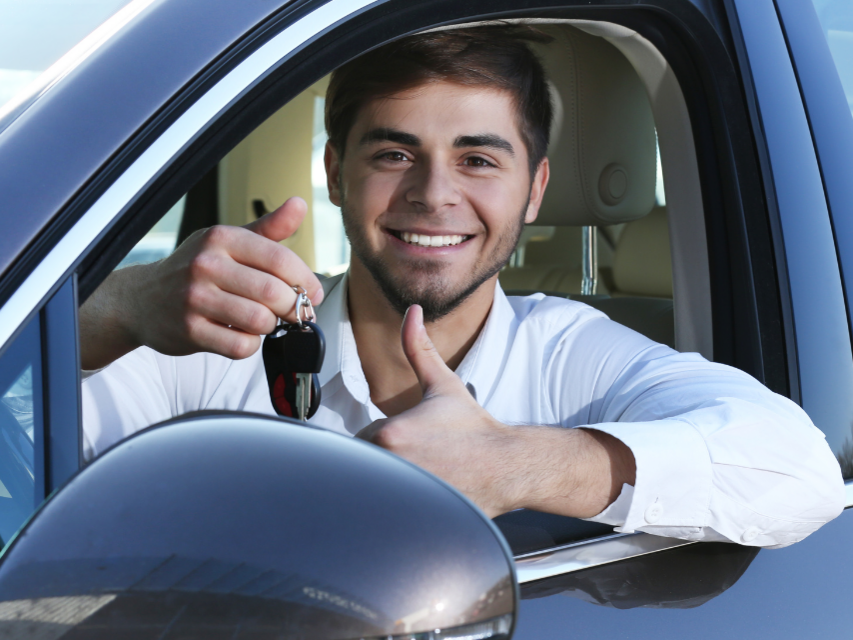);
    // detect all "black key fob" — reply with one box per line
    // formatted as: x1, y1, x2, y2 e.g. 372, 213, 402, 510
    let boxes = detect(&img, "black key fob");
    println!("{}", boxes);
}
263, 321, 325, 420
